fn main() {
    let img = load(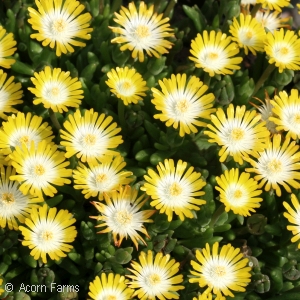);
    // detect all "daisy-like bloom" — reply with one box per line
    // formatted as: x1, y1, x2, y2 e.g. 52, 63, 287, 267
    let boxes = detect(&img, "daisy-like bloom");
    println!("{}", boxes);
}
0, 166, 42, 231
141, 159, 206, 221
0, 26, 17, 68
215, 168, 263, 216
255, 10, 290, 34
88, 273, 134, 300
90, 185, 155, 249
73, 155, 133, 200
189, 30, 243, 77
28, 0, 93, 56
0, 112, 54, 157
127, 250, 185, 299
19, 204, 77, 263
204, 104, 270, 165
109, 1, 174, 62
60, 109, 123, 163
283, 194, 300, 249
245, 134, 300, 196
9, 141, 72, 199
0, 70, 23, 120
264, 28, 300, 73
106, 67, 148, 105
229, 13, 266, 55
257, 0, 290, 12
28, 66, 83, 113
269, 89, 300, 140
151, 74, 216, 137
189, 242, 252, 299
